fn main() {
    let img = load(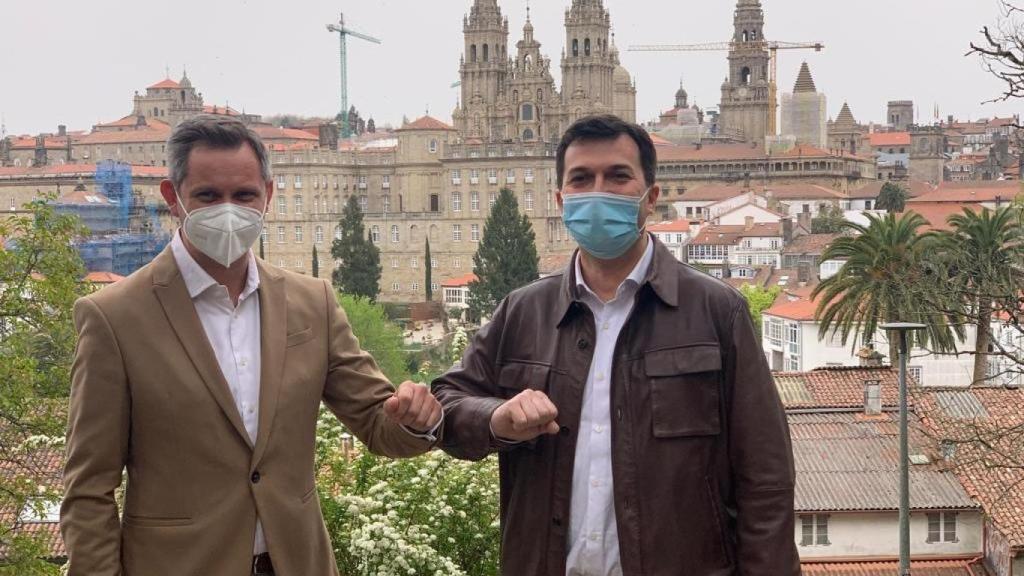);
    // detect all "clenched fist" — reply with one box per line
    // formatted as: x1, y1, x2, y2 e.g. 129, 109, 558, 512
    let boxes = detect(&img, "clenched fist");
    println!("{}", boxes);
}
490, 389, 560, 442
384, 381, 443, 433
